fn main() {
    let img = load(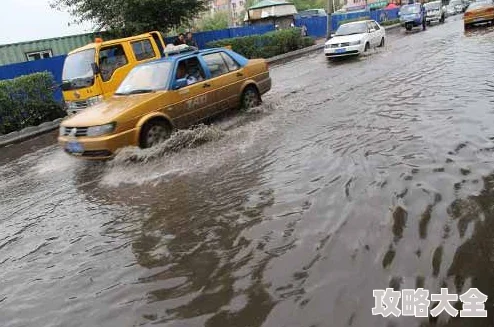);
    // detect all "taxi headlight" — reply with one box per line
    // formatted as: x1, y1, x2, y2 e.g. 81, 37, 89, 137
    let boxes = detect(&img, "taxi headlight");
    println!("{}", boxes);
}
349, 40, 361, 46
87, 123, 116, 137
87, 95, 103, 106
66, 101, 78, 110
